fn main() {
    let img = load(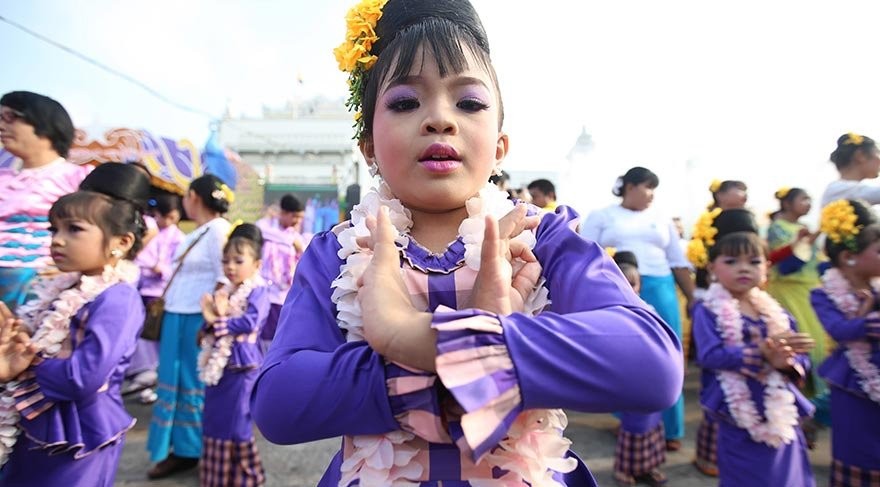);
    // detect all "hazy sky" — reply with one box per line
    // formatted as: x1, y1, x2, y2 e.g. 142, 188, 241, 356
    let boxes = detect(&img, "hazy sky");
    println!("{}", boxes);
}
3, 0, 880, 222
